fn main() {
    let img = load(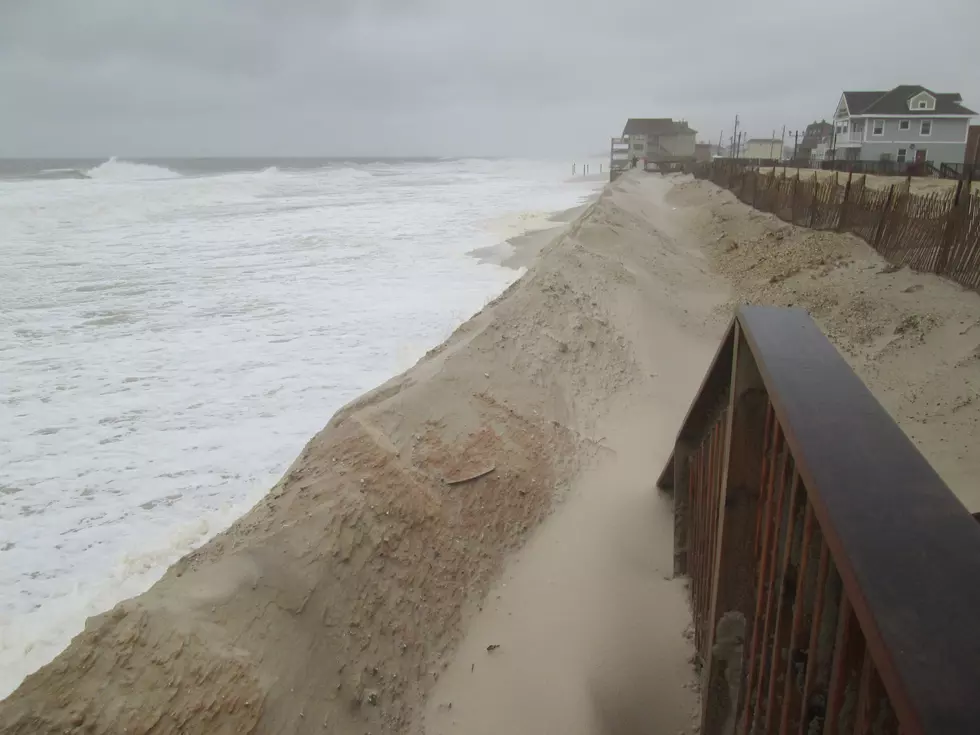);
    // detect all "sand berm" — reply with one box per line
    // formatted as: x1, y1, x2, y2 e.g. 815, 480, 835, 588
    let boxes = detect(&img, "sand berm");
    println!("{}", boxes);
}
3, 172, 979, 734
